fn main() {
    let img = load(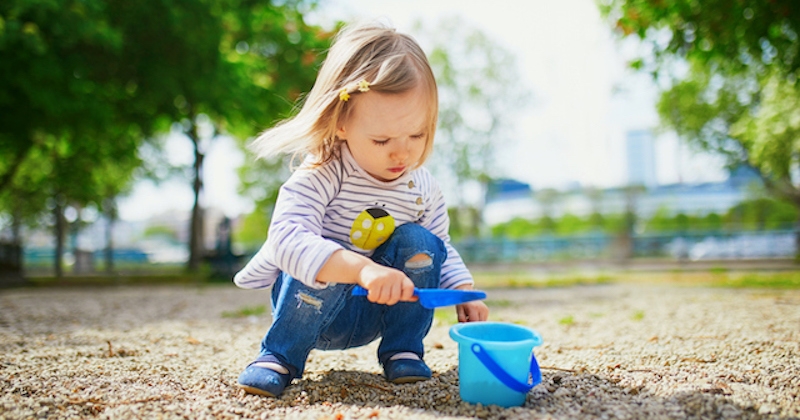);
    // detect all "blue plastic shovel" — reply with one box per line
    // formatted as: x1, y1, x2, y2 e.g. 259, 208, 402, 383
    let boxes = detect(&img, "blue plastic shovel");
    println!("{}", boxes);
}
351, 285, 486, 309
